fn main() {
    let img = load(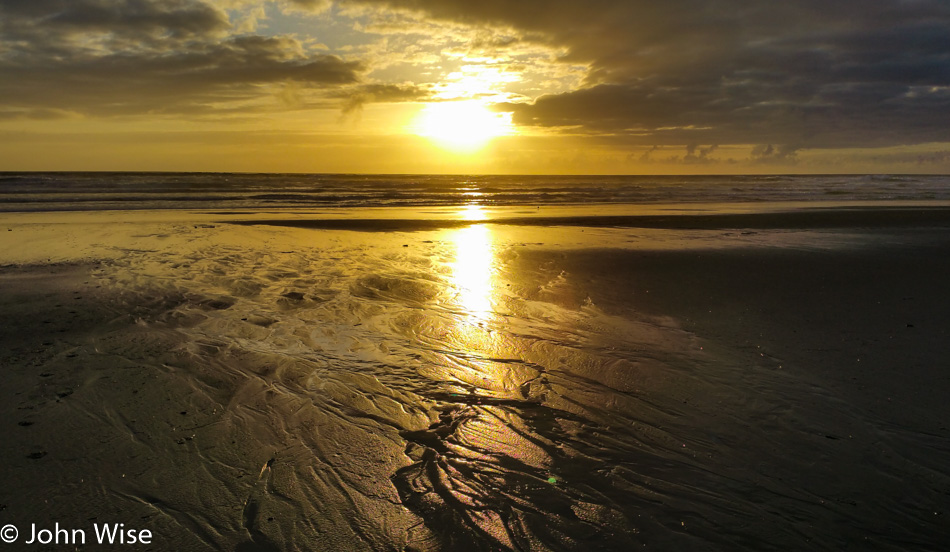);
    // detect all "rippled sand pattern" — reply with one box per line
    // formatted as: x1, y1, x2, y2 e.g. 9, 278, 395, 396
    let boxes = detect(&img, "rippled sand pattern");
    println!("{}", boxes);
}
3, 216, 948, 551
